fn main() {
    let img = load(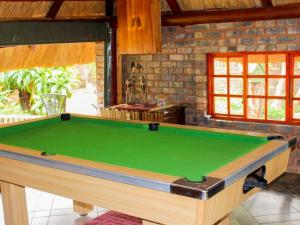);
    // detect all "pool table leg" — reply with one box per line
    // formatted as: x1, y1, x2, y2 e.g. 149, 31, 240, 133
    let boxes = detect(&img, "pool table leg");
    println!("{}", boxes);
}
73, 200, 94, 216
0, 181, 29, 225
215, 215, 230, 225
